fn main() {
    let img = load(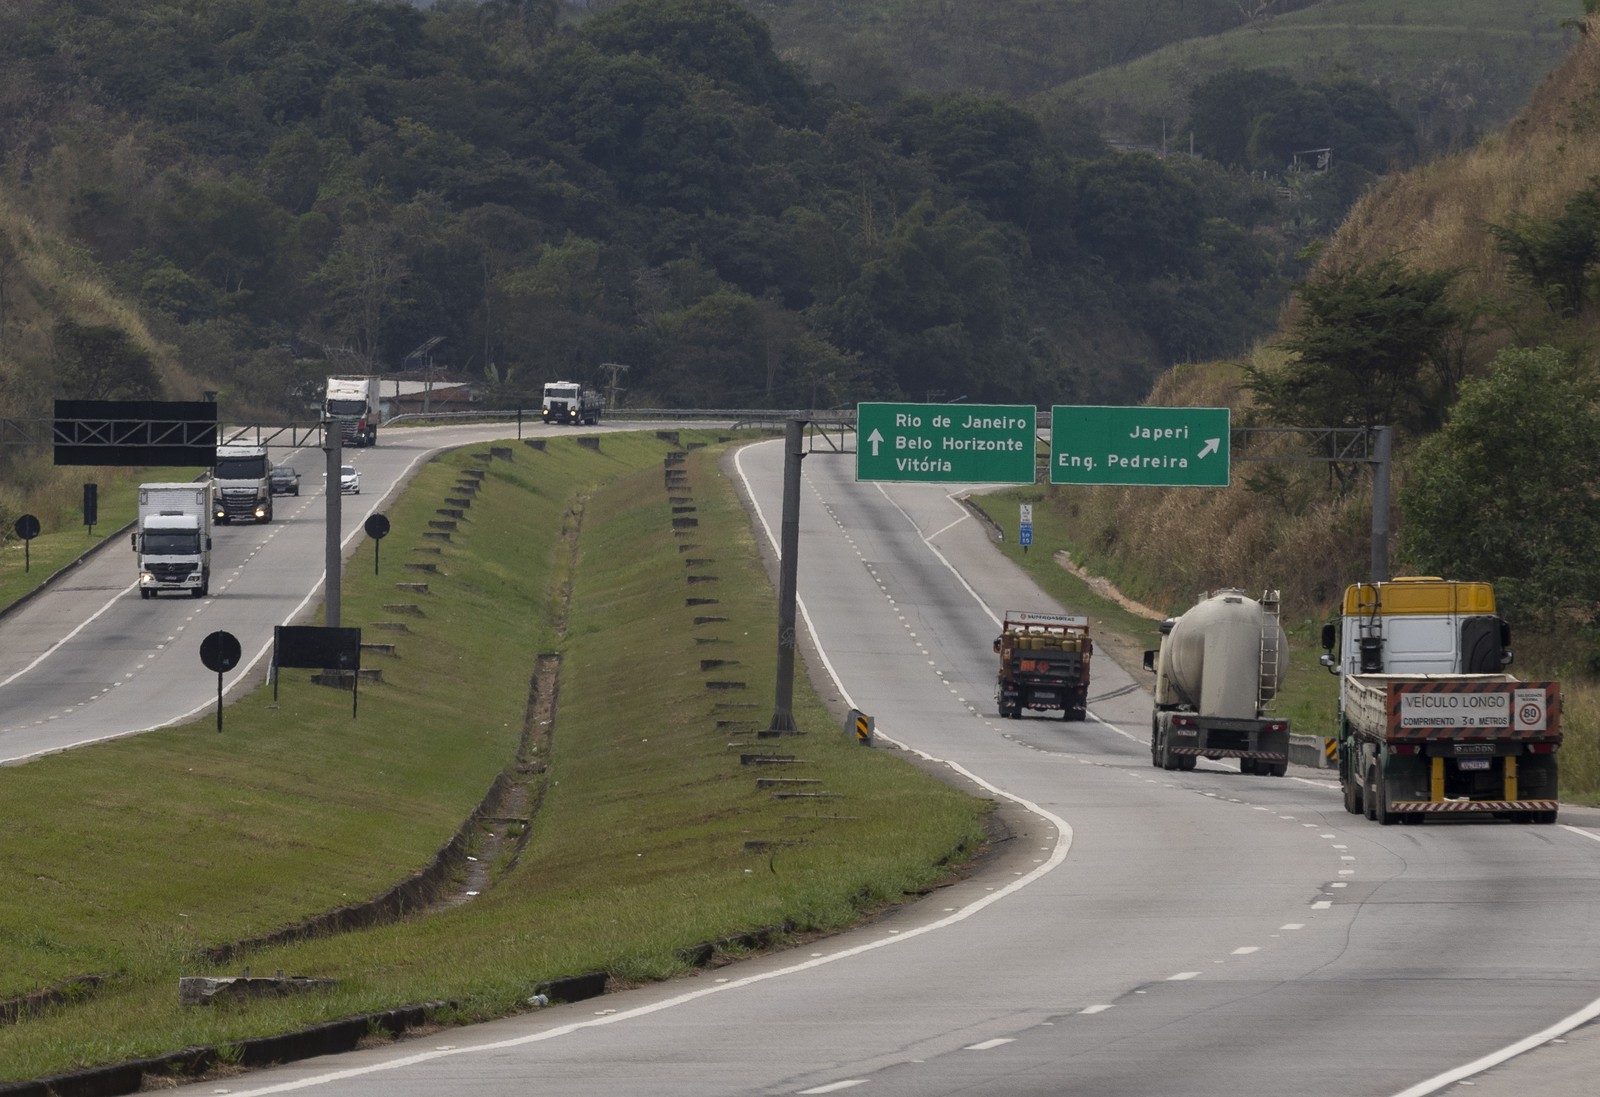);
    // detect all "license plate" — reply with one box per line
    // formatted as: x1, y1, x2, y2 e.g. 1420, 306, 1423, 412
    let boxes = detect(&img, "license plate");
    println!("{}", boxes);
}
1458, 758, 1491, 771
